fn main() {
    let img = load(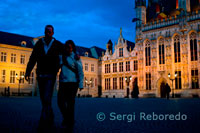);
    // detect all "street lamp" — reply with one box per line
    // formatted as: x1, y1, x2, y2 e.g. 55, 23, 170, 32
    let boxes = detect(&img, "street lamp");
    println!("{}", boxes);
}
125, 76, 132, 98
168, 72, 177, 98
16, 73, 24, 96
85, 78, 92, 97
